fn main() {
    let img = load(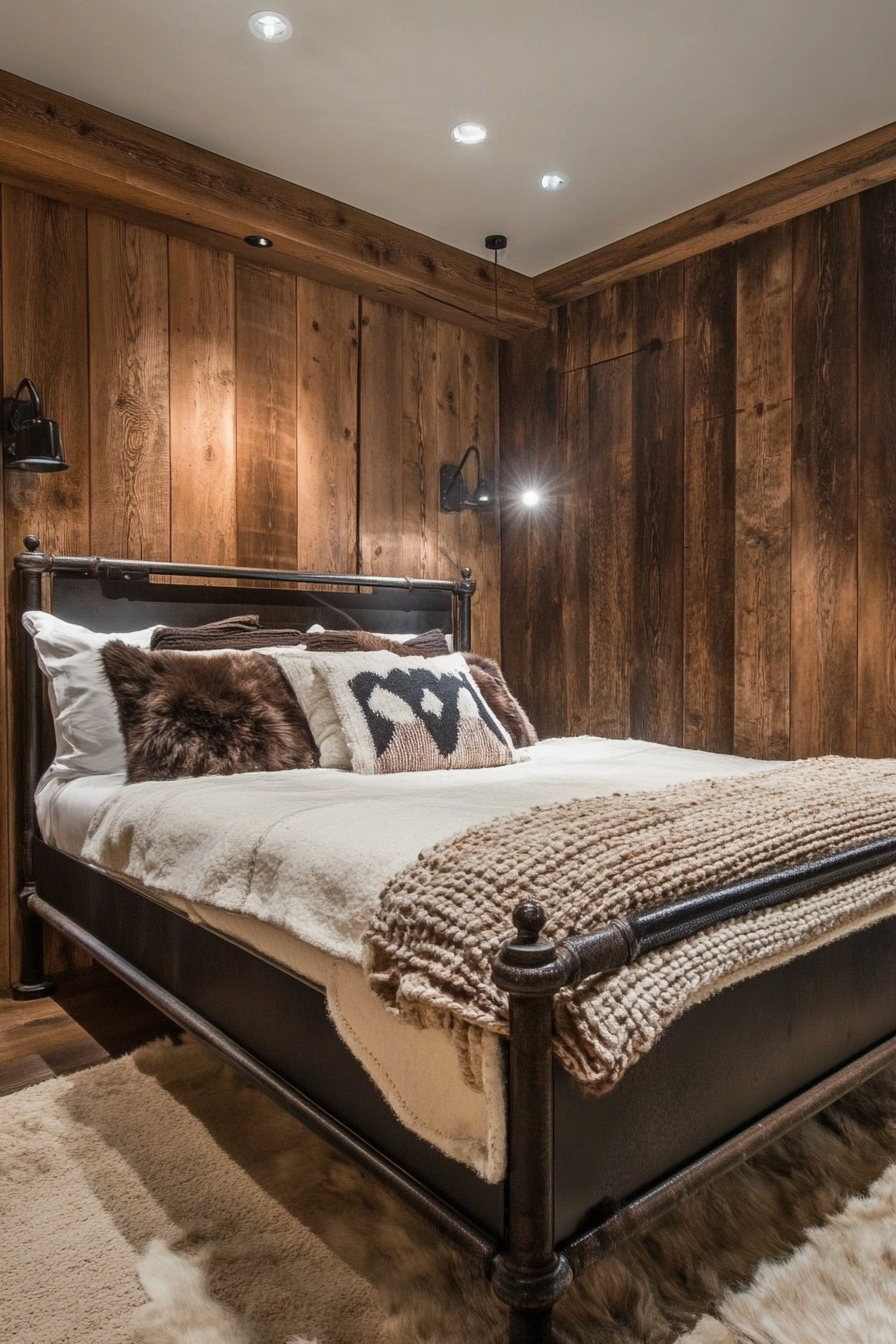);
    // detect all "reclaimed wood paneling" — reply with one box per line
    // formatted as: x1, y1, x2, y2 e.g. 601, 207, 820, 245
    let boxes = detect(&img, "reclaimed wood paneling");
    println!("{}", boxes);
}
296, 278, 358, 574
235, 261, 297, 574
858, 182, 896, 756
560, 282, 635, 373
631, 265, 685, 746
2, 189, 91, 983
683, 246, 737, 753
88, 215, 170, 559
791, 200, 858, 758
734, 223, 793, 759
499, 313, 562, 735
169, 238, 237, 569
0, 188, 499, 992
